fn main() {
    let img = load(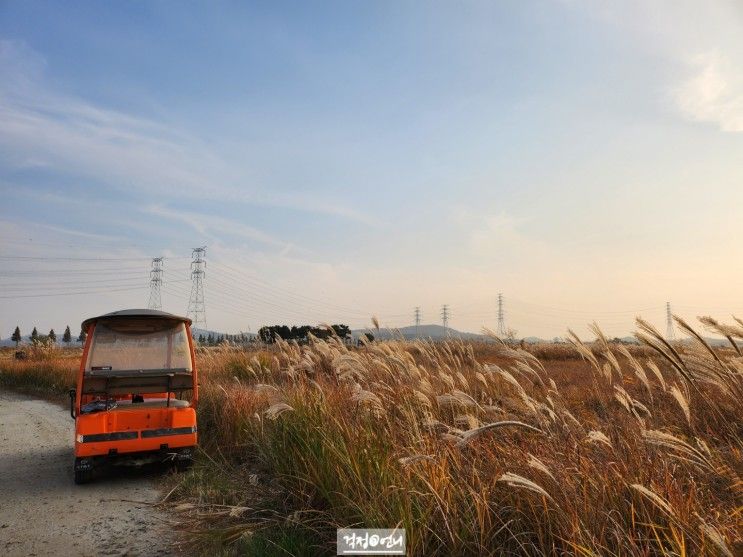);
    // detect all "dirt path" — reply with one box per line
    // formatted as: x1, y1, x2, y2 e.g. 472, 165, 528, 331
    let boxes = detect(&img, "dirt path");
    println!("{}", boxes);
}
0, 390, 180, 557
